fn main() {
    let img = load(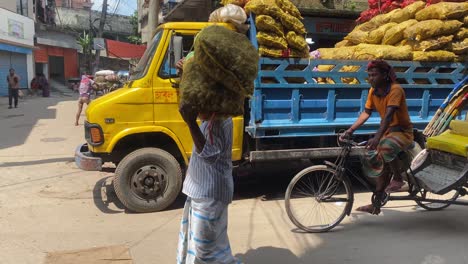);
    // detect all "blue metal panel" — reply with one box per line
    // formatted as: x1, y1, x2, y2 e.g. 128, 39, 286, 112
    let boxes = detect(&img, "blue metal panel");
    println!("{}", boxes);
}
246, 57, 467, 138
0, 43, 32, 54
